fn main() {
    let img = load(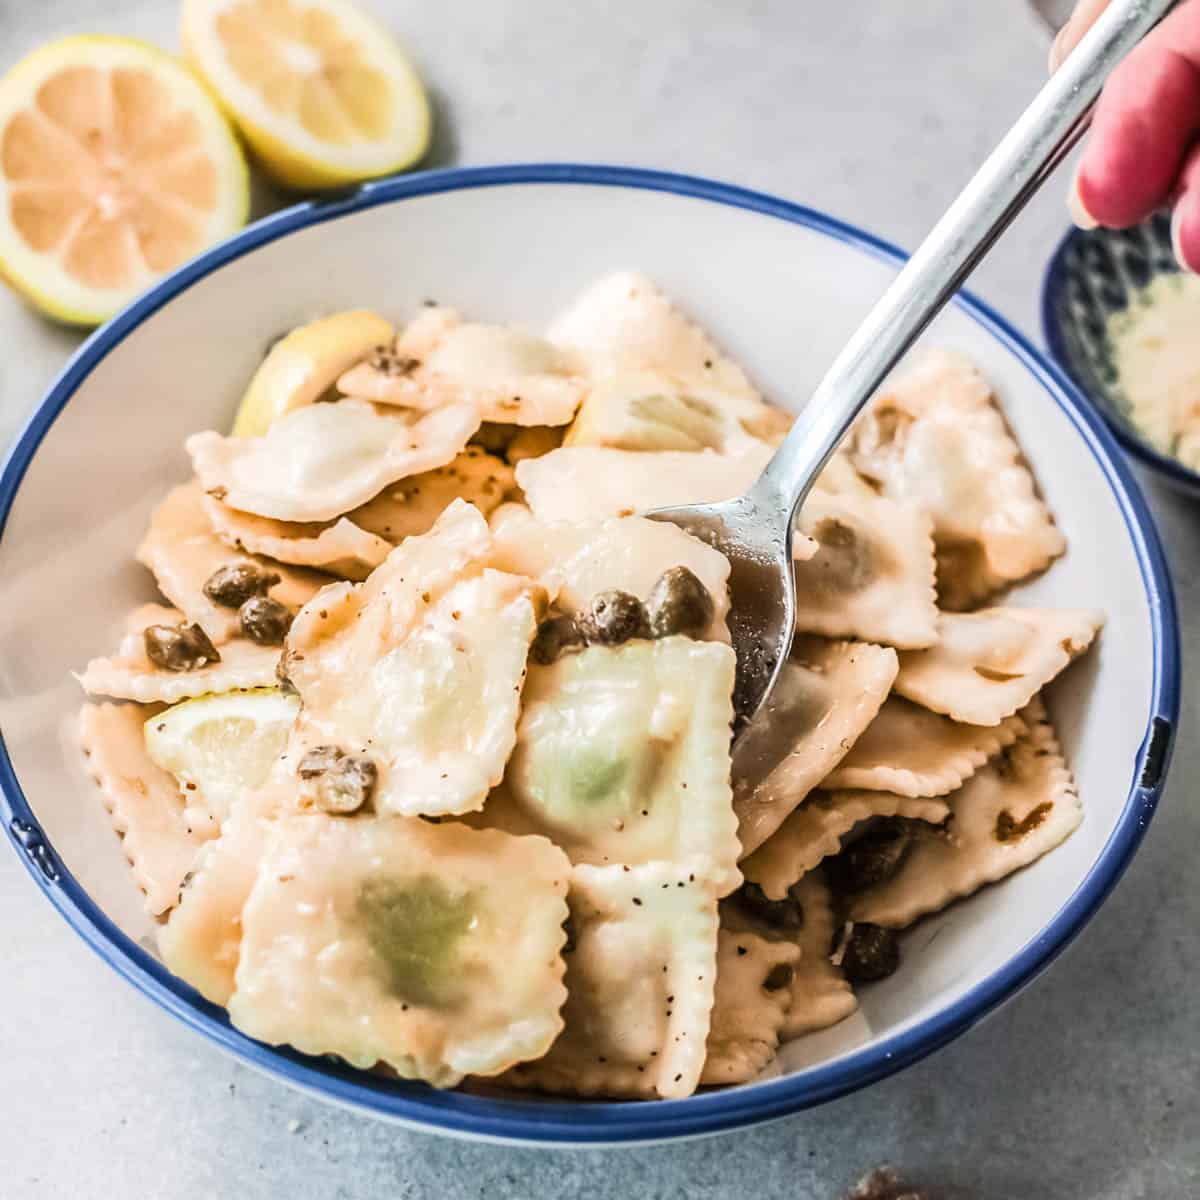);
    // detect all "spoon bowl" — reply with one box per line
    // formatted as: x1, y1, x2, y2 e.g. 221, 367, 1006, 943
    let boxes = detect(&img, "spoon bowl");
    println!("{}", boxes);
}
648, 482, 797, 725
